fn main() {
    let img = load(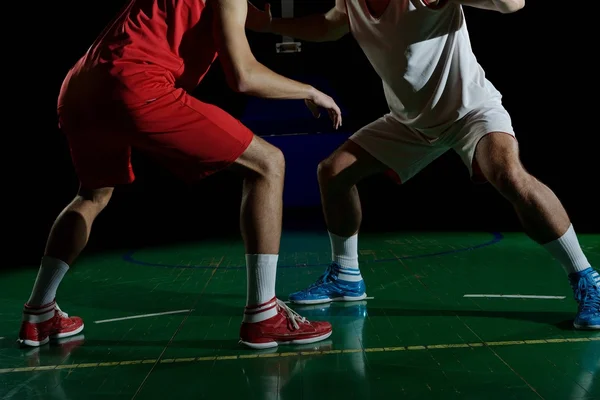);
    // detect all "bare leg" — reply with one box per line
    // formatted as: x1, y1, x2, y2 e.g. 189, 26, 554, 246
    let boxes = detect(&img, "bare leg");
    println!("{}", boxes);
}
475, 132, 597, 330
287, 140, 388, 304
318, 140, 388, 237
229, 136, 285, 310
475, 133, 570, 244
230, 136, 285, 255
26, 187, 113, 307
45, 187, 114, 265
233, 136, 333, 347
